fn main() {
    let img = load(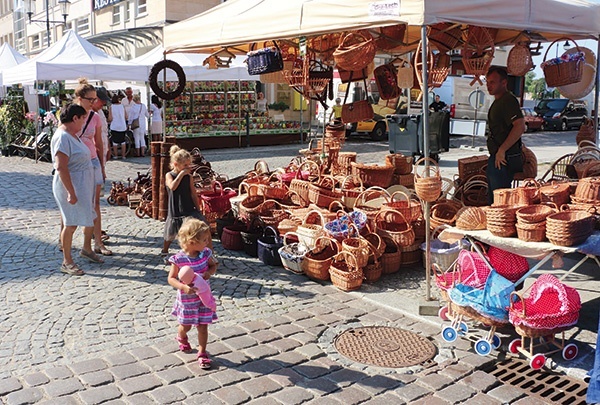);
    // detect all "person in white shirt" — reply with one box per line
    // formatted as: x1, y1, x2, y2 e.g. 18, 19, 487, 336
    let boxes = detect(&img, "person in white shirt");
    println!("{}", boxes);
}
128, 94, 149, 157
108, 94, 128, 159
150, 95, 163, 142
121, 87, 134, 117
